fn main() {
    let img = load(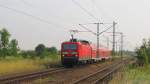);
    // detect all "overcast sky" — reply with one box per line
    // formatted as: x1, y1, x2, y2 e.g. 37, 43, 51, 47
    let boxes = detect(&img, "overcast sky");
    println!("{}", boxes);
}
0, 0, 149, 51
